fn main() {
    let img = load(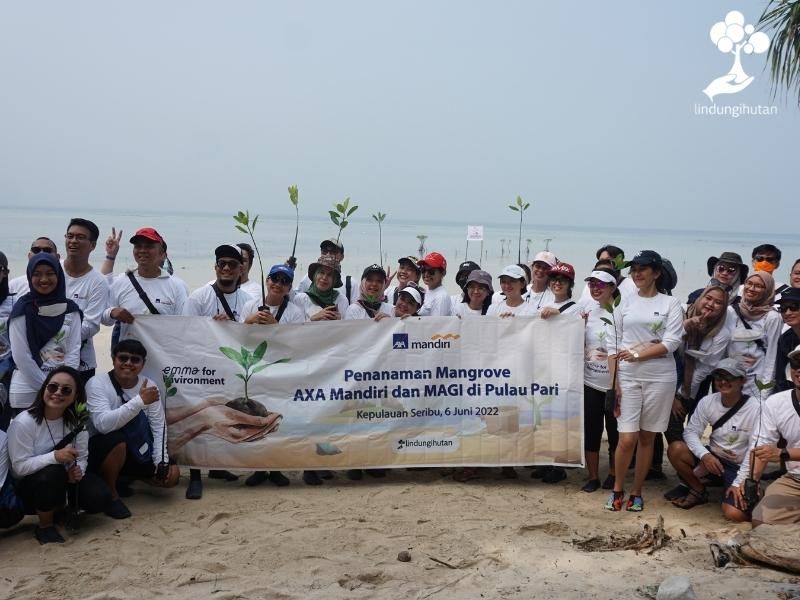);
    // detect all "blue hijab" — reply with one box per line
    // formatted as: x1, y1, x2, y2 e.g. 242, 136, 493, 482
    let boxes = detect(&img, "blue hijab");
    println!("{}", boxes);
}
9, 254, 80, 366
